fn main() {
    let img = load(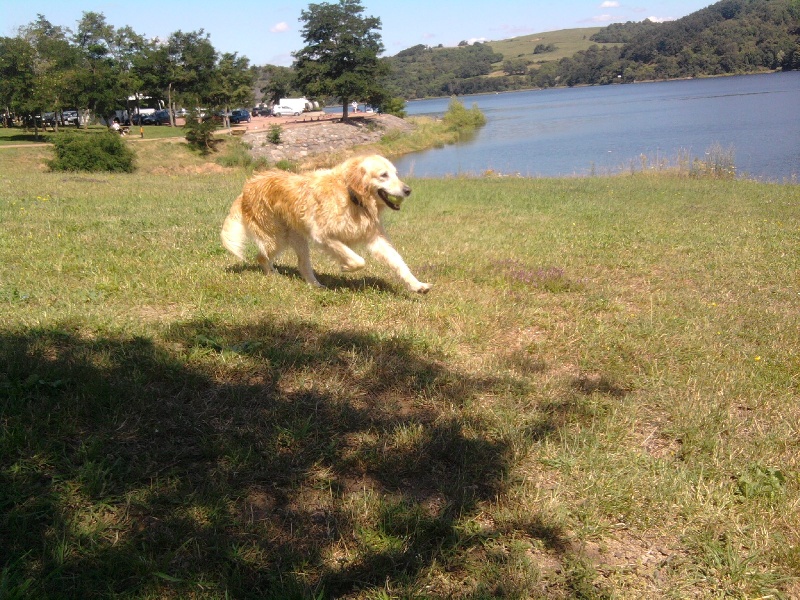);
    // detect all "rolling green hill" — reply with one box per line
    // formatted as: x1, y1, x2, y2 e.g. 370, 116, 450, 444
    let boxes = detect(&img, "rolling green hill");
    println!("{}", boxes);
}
381, 0, 800, 98
485, 27, 618, 73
